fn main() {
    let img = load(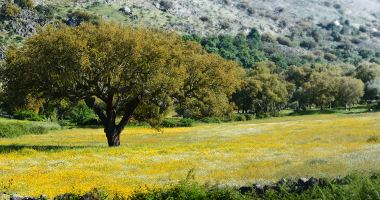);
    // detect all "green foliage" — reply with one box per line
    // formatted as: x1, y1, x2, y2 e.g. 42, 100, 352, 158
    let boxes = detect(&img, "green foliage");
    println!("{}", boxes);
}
247, 27, 261, 42
162, 118, 193, 127
35, 5, 54, 20
14, 0, 34, 10
159, 0, 174, 10
69, 102, 97, 125
199, 117, 221, 123
276, 36, 292, 46
0, 122, 50, 138
0, 4, 20, 18
324, 53, 337, 61
300, 40, 316, 49
261, 32, 277, 43
367, 135, 379, 142
14, 110, 46, 121
234, 114, 246, 121
359, 49, 374, 60
244, 114, 254, 120
68, 10, 100, 25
